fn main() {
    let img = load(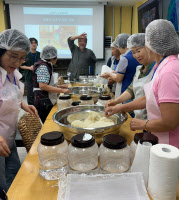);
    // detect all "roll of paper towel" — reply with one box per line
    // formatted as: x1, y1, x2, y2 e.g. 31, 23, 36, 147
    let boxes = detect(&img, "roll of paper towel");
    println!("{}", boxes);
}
130, 141, 152, 187
148, 144, 179, 200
